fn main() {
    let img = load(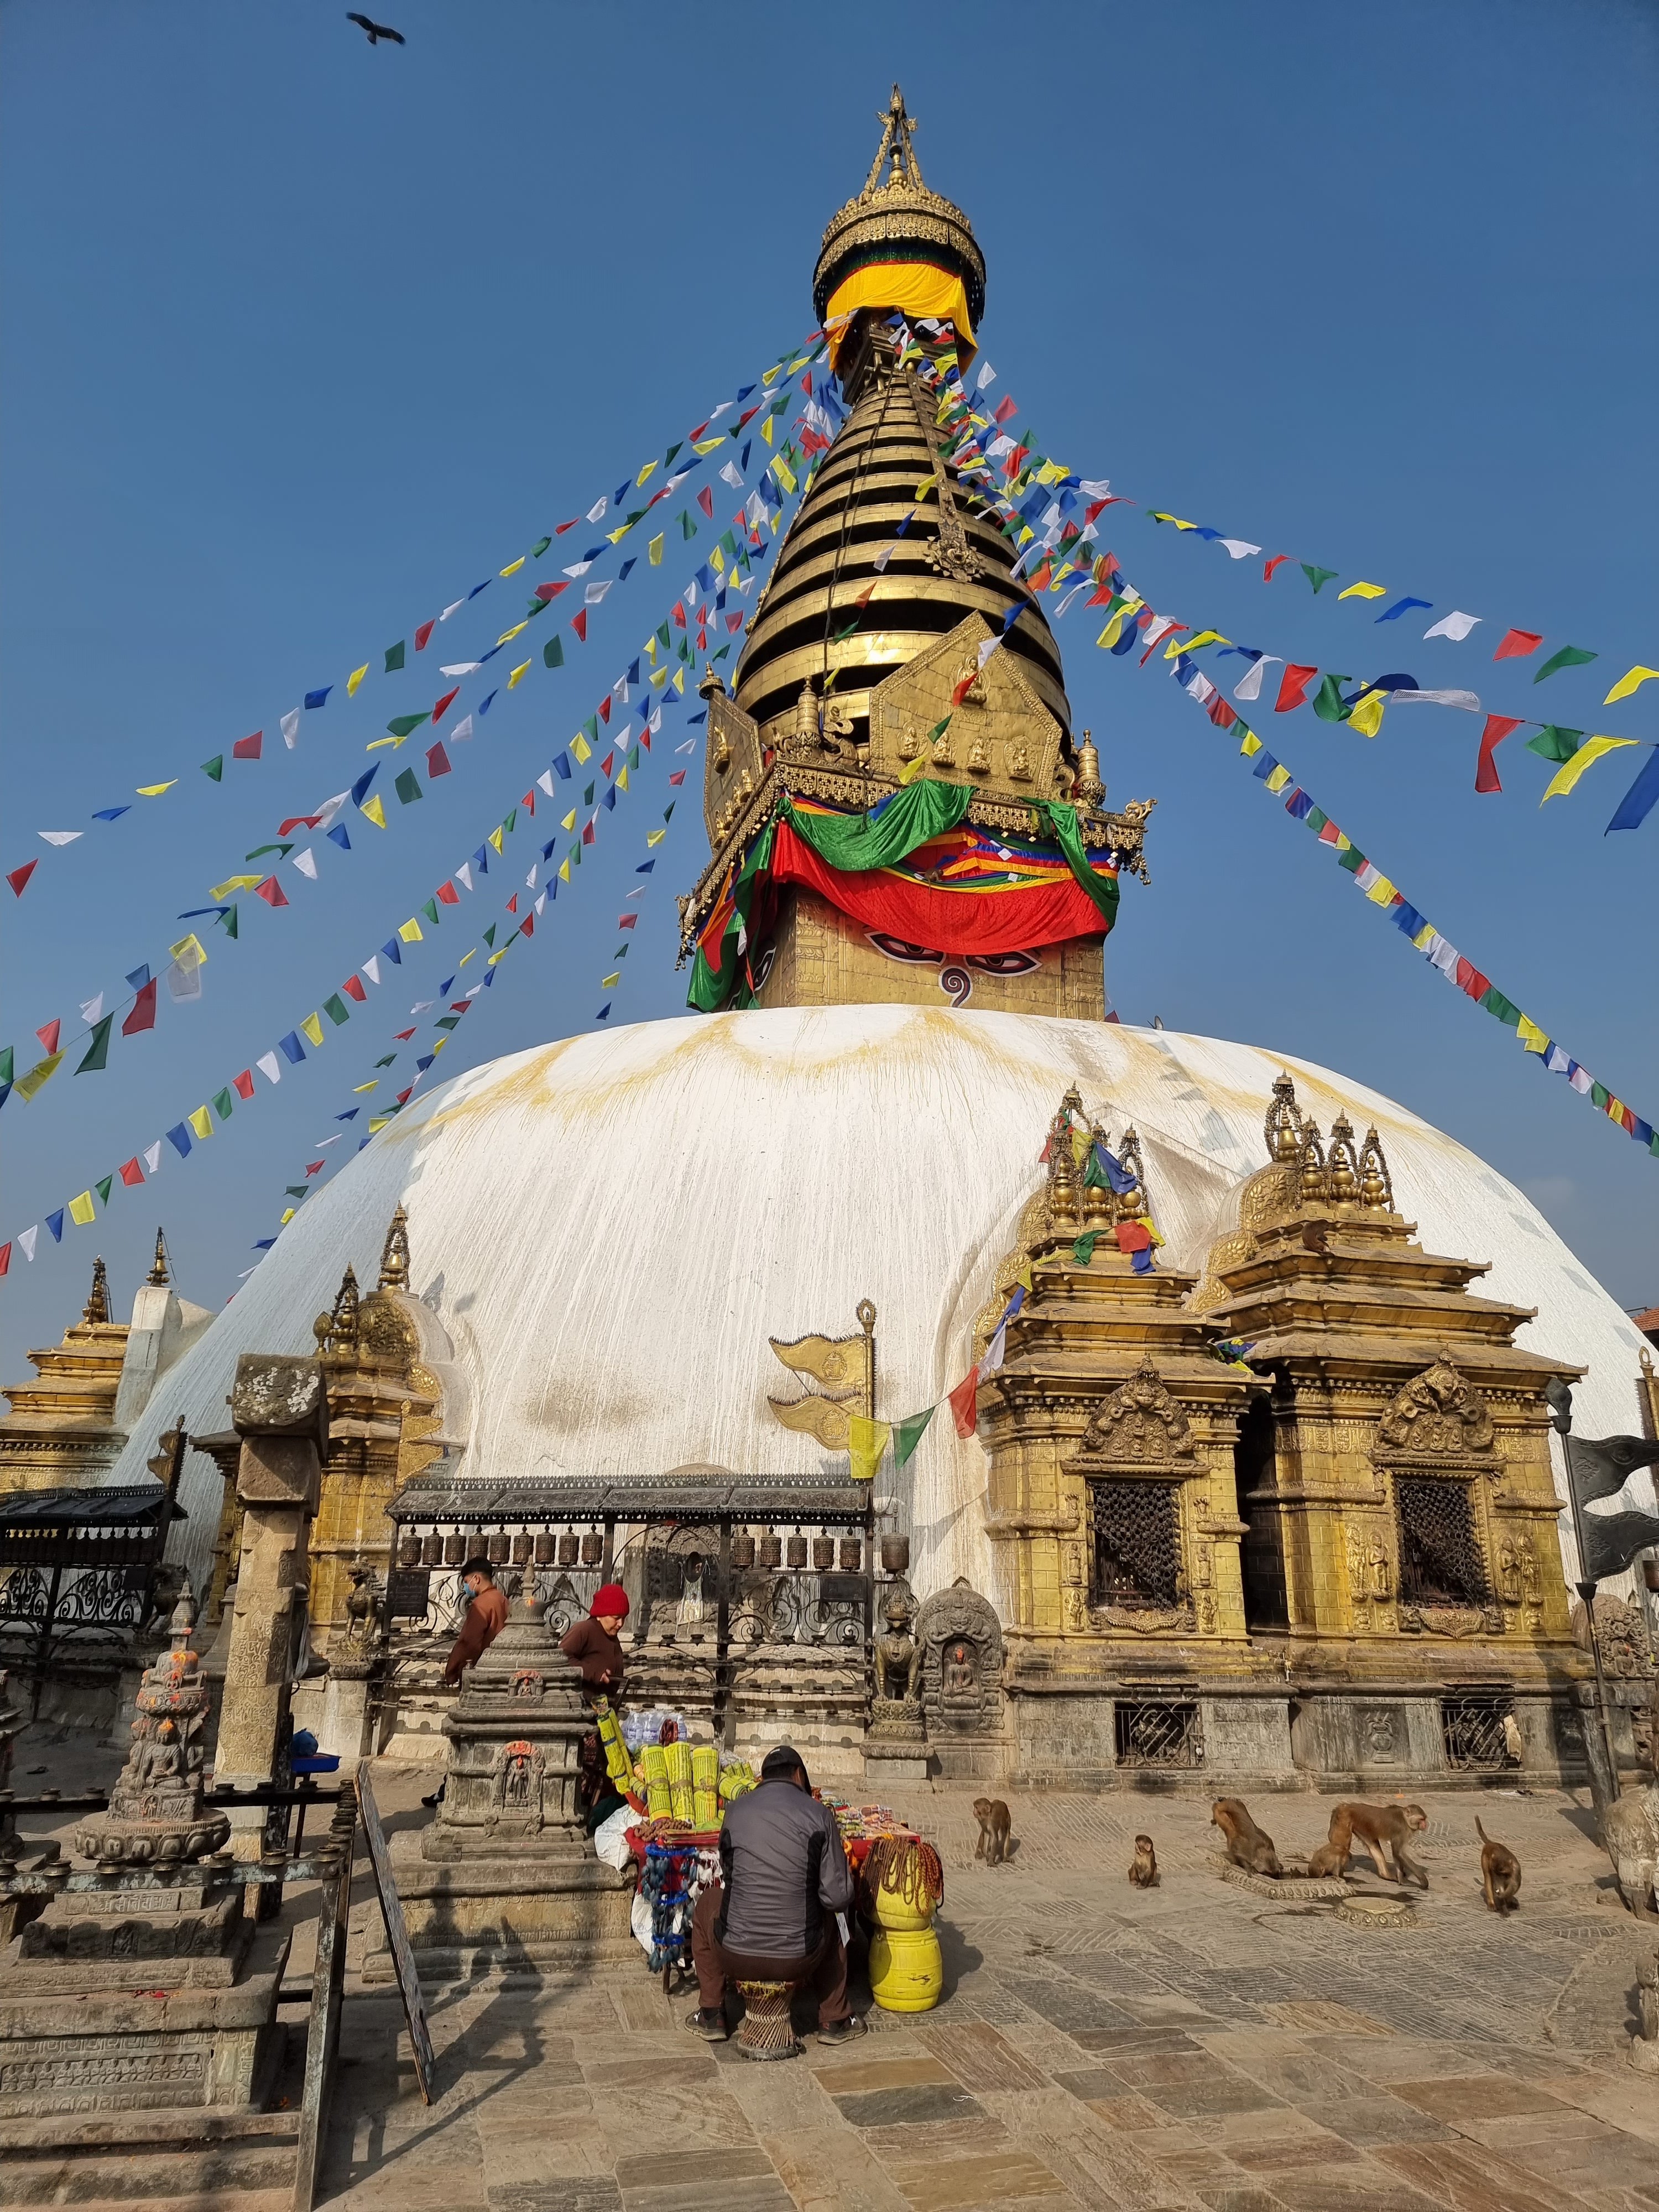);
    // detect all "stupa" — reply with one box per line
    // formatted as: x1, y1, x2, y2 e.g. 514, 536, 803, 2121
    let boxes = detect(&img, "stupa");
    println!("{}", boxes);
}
92, 91, 1655, 1792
